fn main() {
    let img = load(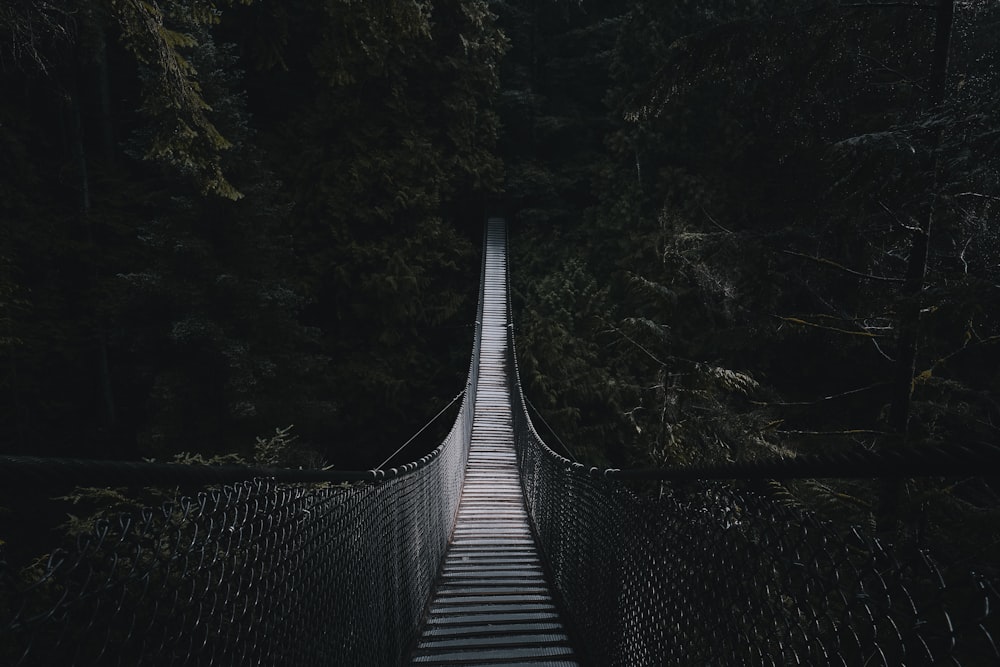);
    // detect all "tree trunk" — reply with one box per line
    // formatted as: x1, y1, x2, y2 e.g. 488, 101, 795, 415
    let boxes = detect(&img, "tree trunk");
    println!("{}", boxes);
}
880, 0, 954, 532
887, 0, 954, 440
68, 76, 120, 451
94, 26, 115, 162
69, 88, 91, 219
